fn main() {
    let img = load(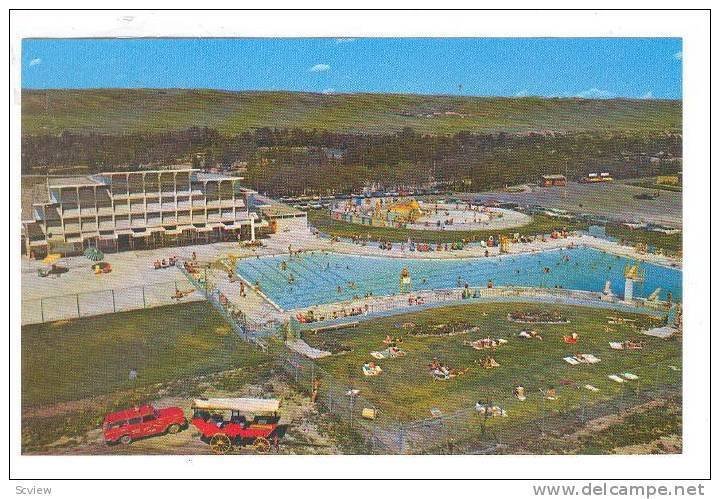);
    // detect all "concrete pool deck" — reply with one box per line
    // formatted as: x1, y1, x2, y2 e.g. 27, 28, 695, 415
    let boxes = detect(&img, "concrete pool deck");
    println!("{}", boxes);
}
287, 286, 671, 332
21, 226, 681, 327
